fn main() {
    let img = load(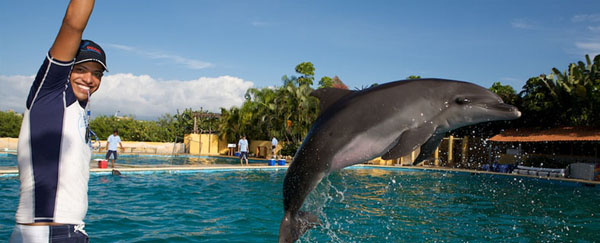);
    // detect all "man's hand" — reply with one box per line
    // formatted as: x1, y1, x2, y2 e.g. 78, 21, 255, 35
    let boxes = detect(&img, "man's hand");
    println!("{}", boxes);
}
50, 0, 95, 62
